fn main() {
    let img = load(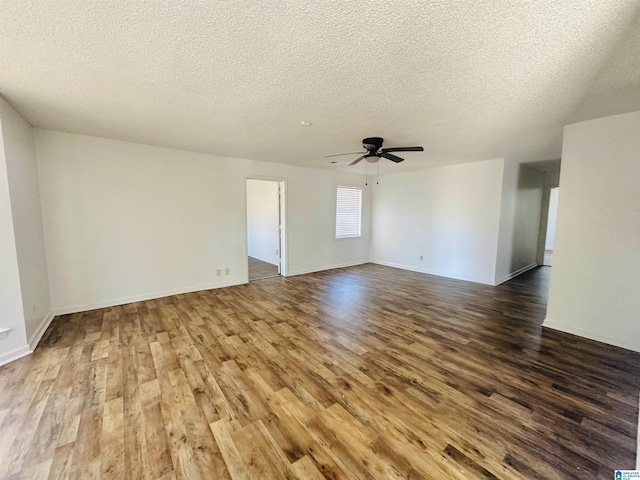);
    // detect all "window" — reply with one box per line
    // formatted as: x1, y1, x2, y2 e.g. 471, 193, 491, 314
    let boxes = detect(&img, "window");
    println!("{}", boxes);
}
335, 186, 362, 238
